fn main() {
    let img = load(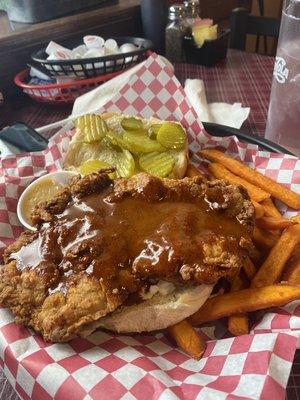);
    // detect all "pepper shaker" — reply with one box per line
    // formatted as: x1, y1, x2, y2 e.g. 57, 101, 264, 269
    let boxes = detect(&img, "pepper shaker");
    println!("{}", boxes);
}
165, 4, 186, 63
